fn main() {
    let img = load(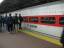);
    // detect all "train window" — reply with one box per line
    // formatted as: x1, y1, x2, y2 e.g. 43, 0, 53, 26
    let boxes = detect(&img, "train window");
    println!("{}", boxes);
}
48, 17, 55, 24
41, 17, 55, 24
23, 17, 28, 22
49, 17, 55, 20
29, 17, 38, 22
41, 17, 48, 23
59, 17, 64, 24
